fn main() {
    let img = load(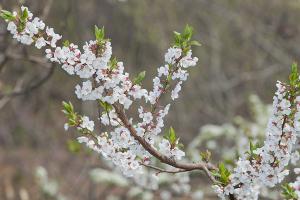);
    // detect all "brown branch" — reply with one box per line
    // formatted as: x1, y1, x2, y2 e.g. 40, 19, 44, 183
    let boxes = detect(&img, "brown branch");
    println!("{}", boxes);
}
0, 56, 8, 73
6, 54, 51, 68
0, 64, 55, 98
140, 162, 219, 184
112, 103, 217, 173
202, 165, 219, 184
0, 78, 24, 110
139, 162, 191, 174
